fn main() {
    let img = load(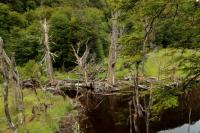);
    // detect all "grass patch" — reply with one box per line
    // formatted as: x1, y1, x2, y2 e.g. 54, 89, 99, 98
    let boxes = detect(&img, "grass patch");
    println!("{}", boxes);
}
54, 71, 79, 80
0, 89, 72, 133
